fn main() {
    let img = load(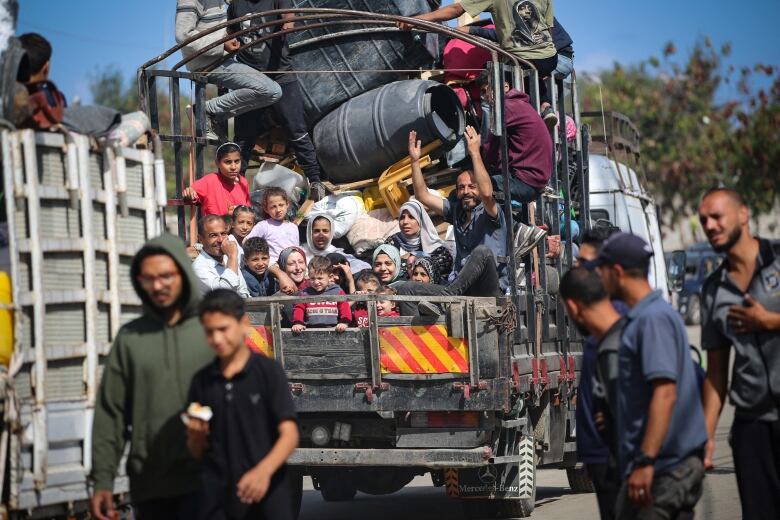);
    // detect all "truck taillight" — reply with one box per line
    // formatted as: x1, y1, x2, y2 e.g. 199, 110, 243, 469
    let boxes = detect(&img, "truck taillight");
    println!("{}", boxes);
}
410, 412, 480, 428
